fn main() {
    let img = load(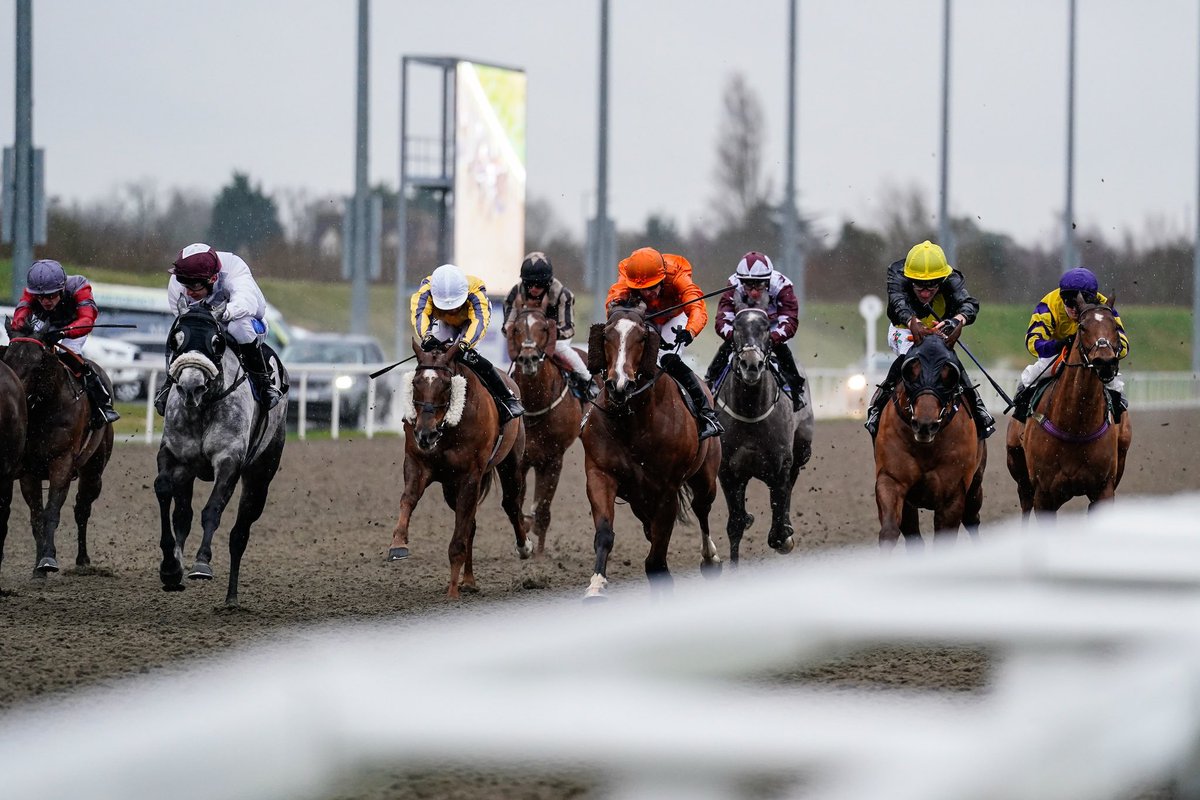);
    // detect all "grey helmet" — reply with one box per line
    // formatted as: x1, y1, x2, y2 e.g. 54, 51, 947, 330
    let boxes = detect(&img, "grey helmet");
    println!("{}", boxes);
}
27, 260, 67, 295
